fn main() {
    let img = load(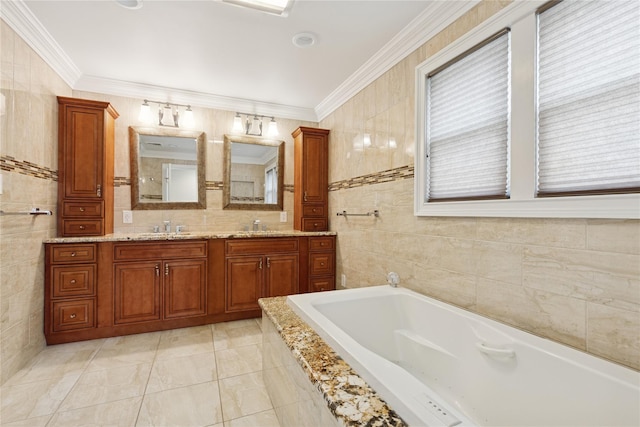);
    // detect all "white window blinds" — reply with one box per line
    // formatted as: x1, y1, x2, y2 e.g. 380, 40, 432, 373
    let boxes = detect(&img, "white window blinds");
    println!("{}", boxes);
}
537, 0, 640, 196
426, 30, 511, 201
